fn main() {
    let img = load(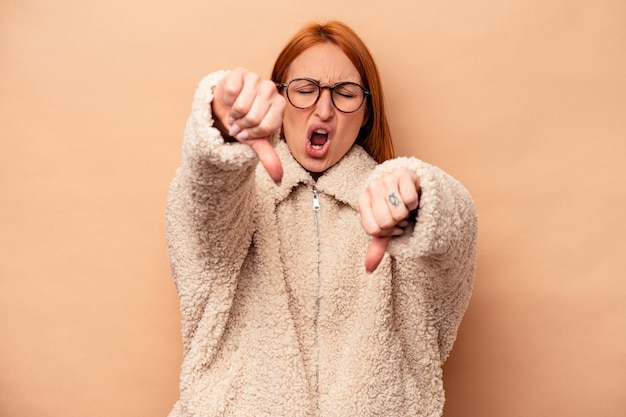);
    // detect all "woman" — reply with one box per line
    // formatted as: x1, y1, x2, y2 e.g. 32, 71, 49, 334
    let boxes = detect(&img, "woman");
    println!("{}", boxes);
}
167, 21, 477, 417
